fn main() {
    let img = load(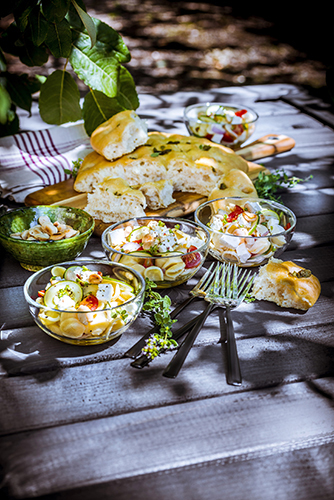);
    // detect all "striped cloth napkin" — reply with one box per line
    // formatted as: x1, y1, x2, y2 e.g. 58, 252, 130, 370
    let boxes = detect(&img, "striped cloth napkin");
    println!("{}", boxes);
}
0, 122, 93, 203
